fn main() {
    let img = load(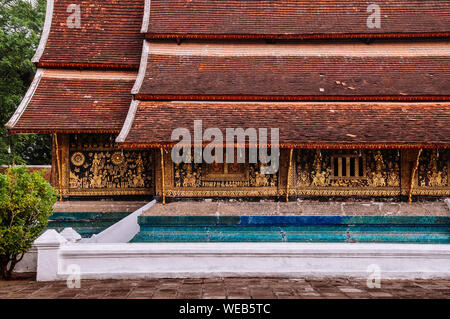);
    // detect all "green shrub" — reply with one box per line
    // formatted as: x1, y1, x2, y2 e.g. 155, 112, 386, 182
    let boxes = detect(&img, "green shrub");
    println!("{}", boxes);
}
0, 166, 57, 279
